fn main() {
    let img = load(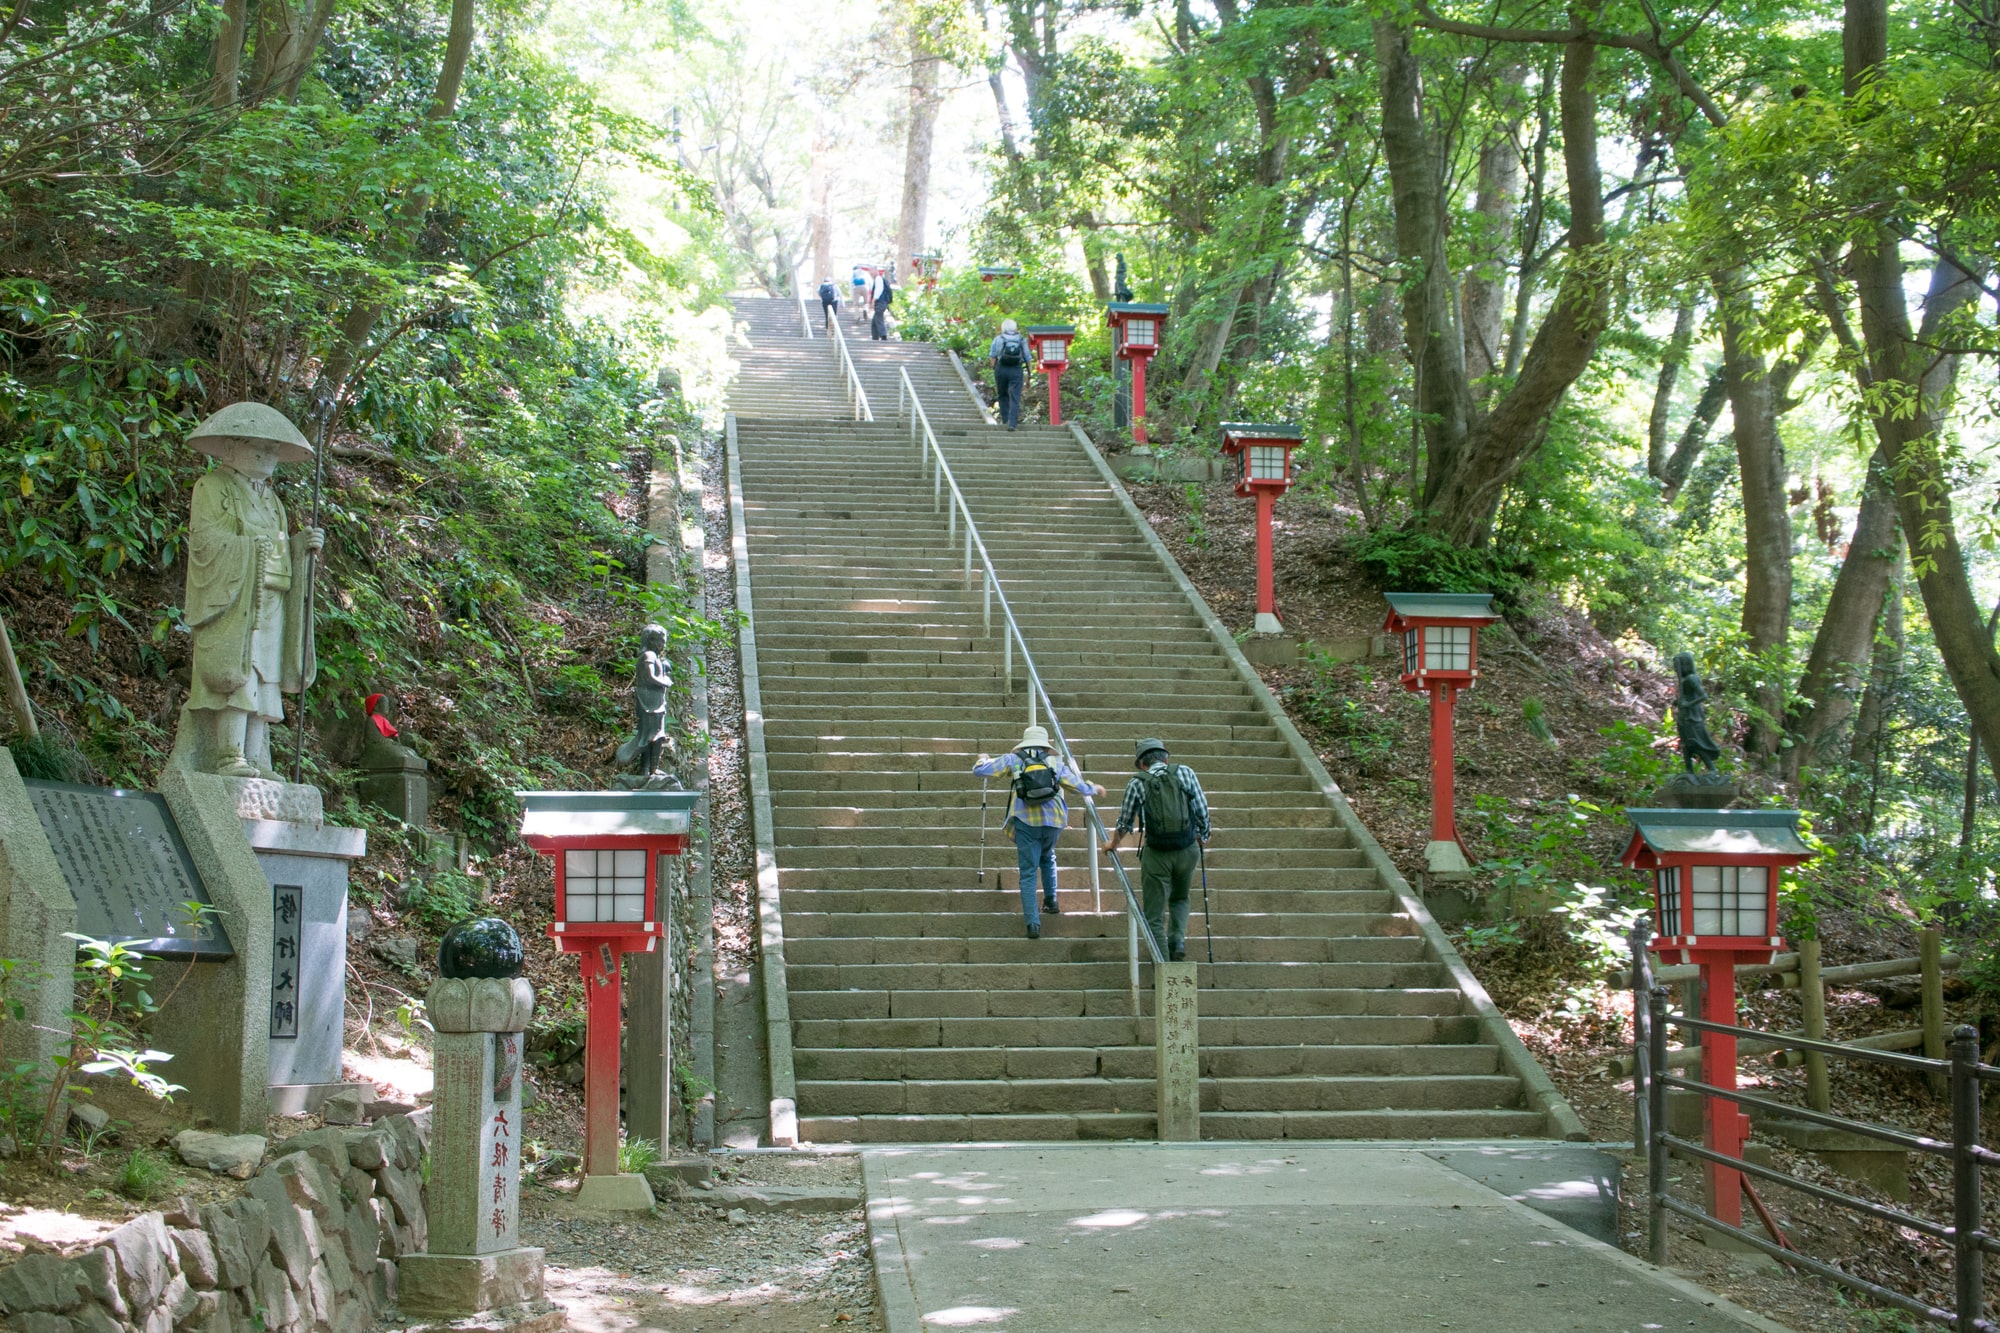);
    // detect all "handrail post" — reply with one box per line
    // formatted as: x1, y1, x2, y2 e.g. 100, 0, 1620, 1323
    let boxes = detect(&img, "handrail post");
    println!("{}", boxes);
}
963, 521, 973, 585
1002, 632, 1012, 697
1800, 937, 1830, 1113
1129, 910, 1140, 1017
1630, 918, 1653, 1153
983, 570, 992, 636
1949, 1024, 1982, 1333
1647, 984, 1670, 1266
